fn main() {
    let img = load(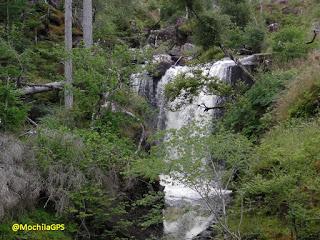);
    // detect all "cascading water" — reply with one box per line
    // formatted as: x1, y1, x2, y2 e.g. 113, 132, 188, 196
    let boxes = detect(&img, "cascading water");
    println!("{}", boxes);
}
132, 56, 255, 240
156, 59, 235, 240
